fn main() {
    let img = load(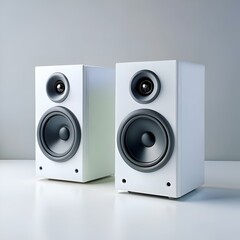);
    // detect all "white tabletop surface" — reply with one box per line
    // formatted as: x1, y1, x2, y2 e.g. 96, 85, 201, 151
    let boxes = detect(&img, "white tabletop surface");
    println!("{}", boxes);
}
0, 160, 240, 240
